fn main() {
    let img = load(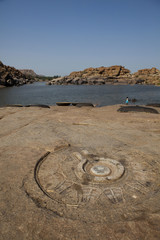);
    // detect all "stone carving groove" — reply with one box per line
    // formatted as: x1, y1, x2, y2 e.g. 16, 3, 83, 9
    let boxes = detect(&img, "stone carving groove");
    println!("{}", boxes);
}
23, 146, 160, 224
